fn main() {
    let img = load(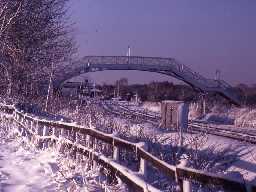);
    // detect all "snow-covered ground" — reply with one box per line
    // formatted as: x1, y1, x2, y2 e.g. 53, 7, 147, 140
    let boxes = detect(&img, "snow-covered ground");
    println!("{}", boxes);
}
157, 132, 256, 183
141, 102, 161, 113
0, 126, 127, 192
0, 137, 58, 191
35, 98, 256, 190
206, 135, 256, 183
105, 101, 256, 184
